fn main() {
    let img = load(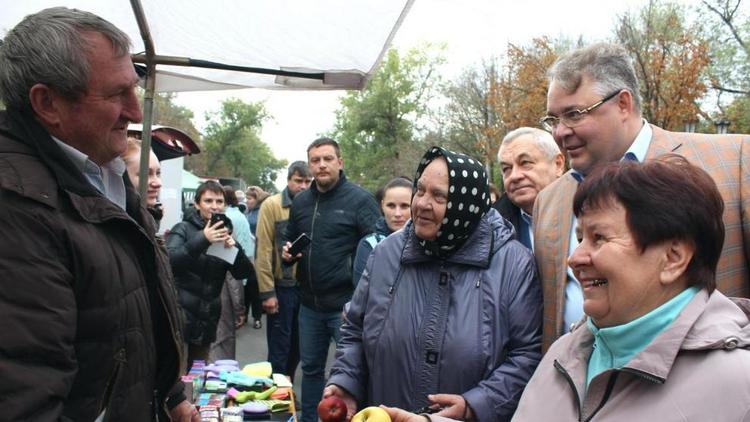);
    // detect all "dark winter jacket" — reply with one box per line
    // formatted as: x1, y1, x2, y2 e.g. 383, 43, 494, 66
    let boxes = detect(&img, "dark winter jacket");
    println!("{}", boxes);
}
284, 171, 380, 312
328, 209, 542, 422
167, 207, 252, 345
0, 110, 185, 421
352, 217, 392, 286
492, 193, 522, 235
